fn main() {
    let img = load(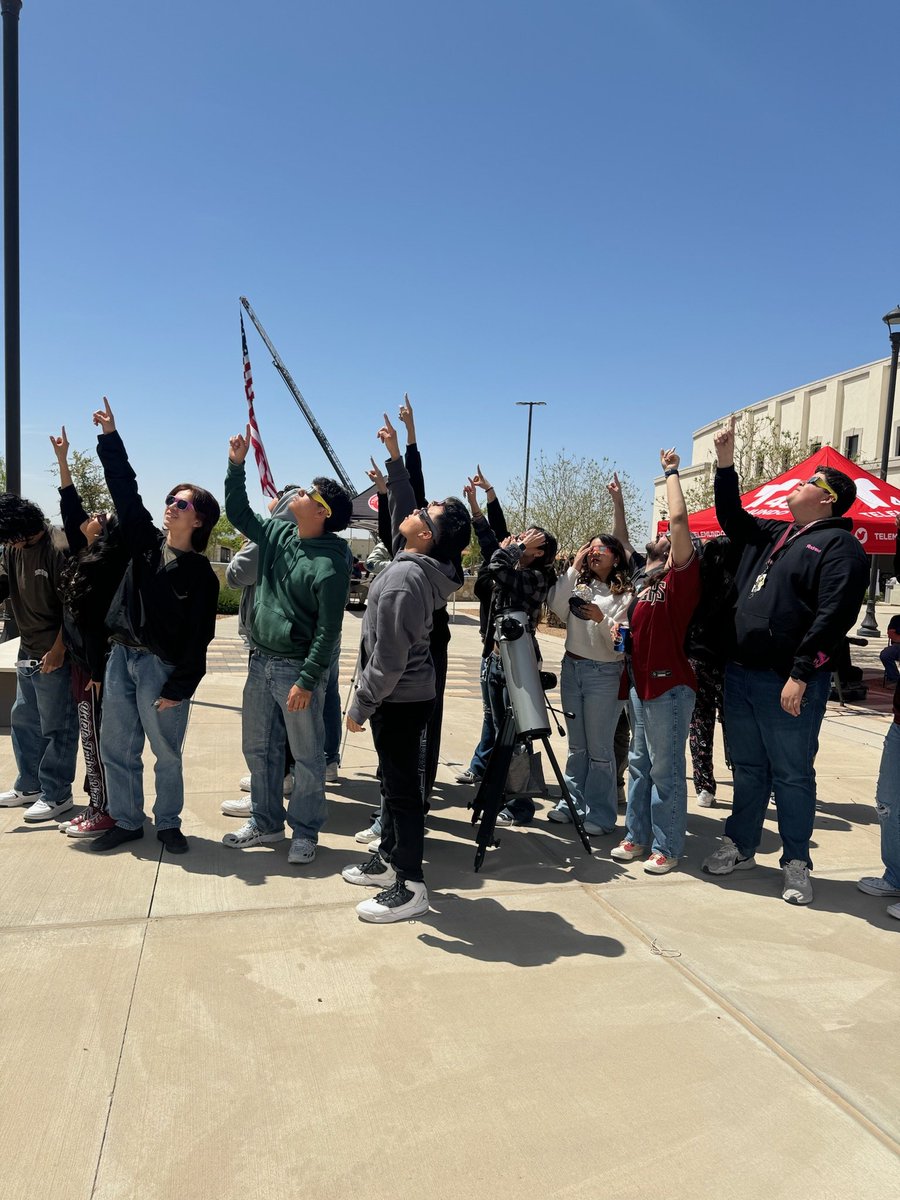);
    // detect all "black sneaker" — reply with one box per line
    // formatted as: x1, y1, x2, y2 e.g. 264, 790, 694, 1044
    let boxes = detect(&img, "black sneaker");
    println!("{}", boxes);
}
157, 828, 189, 854
91, 825, 144, 852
